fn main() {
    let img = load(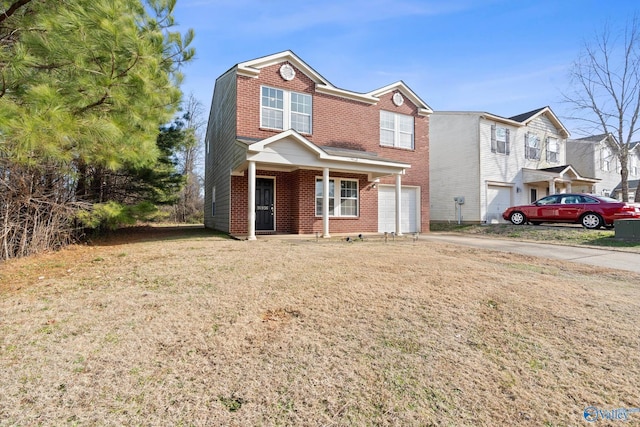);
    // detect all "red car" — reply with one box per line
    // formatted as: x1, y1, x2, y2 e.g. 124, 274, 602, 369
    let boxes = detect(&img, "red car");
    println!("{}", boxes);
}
502, 193, 640, 229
